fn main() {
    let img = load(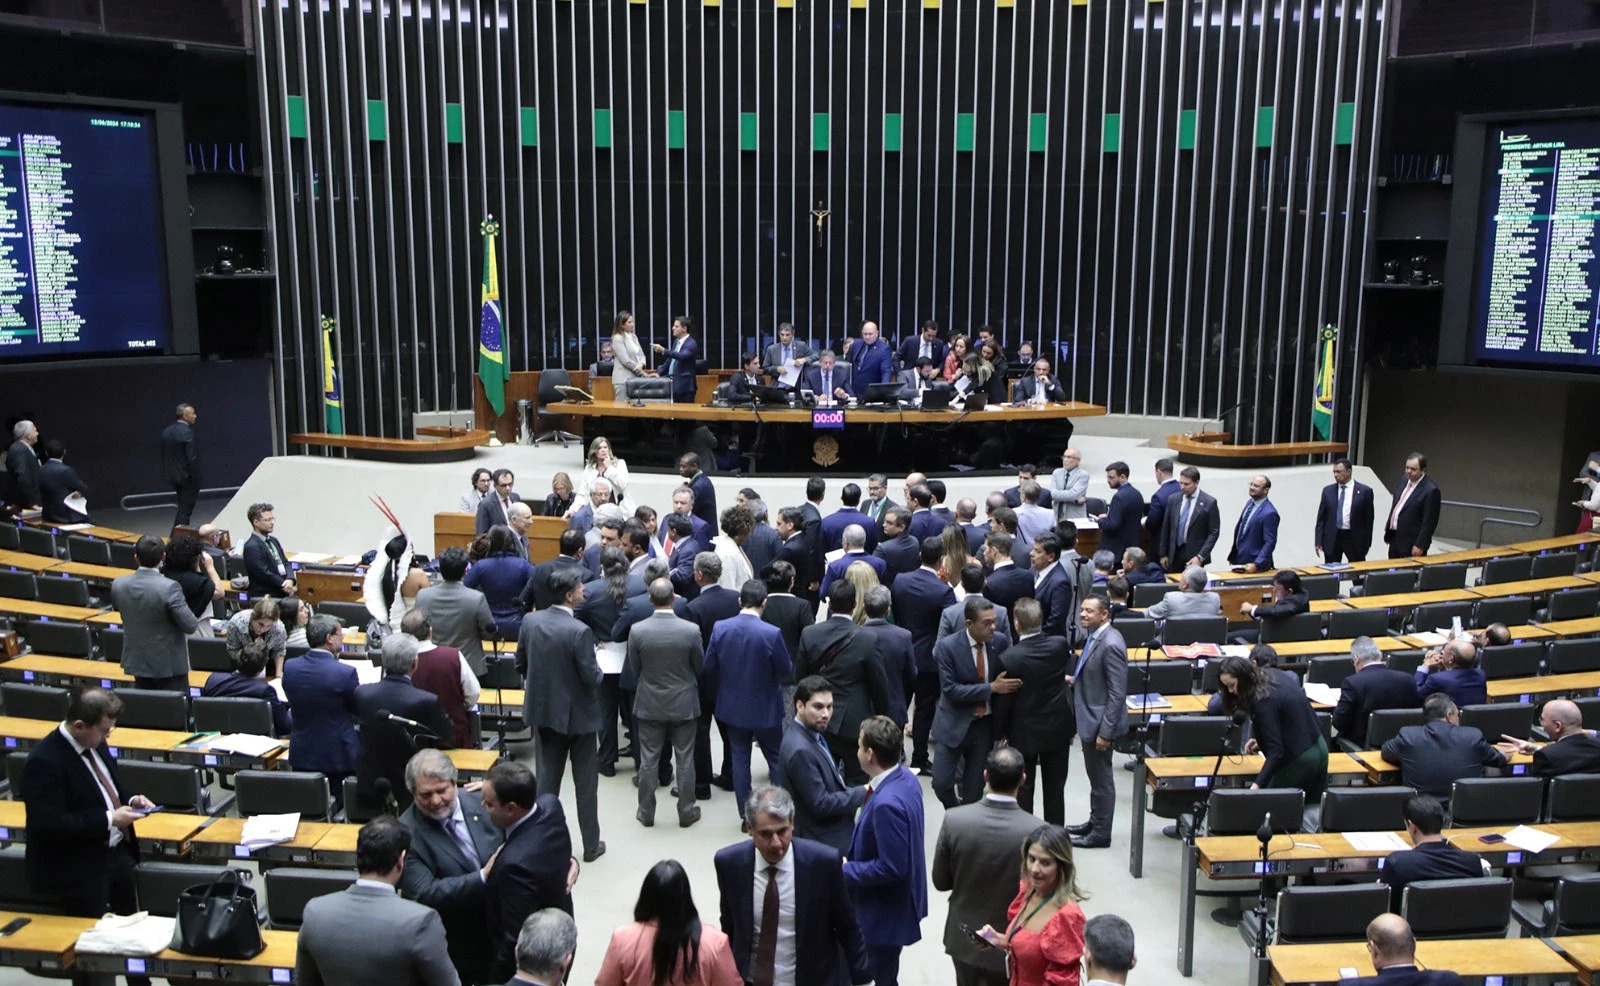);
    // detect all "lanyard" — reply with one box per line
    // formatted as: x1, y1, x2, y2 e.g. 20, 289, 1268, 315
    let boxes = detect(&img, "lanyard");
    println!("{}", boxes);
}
1007, 891, 1053, 940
